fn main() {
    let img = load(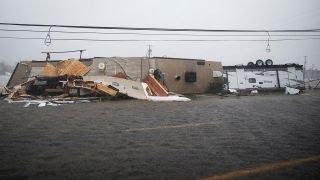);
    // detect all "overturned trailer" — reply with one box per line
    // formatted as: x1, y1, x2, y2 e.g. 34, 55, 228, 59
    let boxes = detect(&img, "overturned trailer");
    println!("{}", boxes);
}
223, 62, 304, 91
